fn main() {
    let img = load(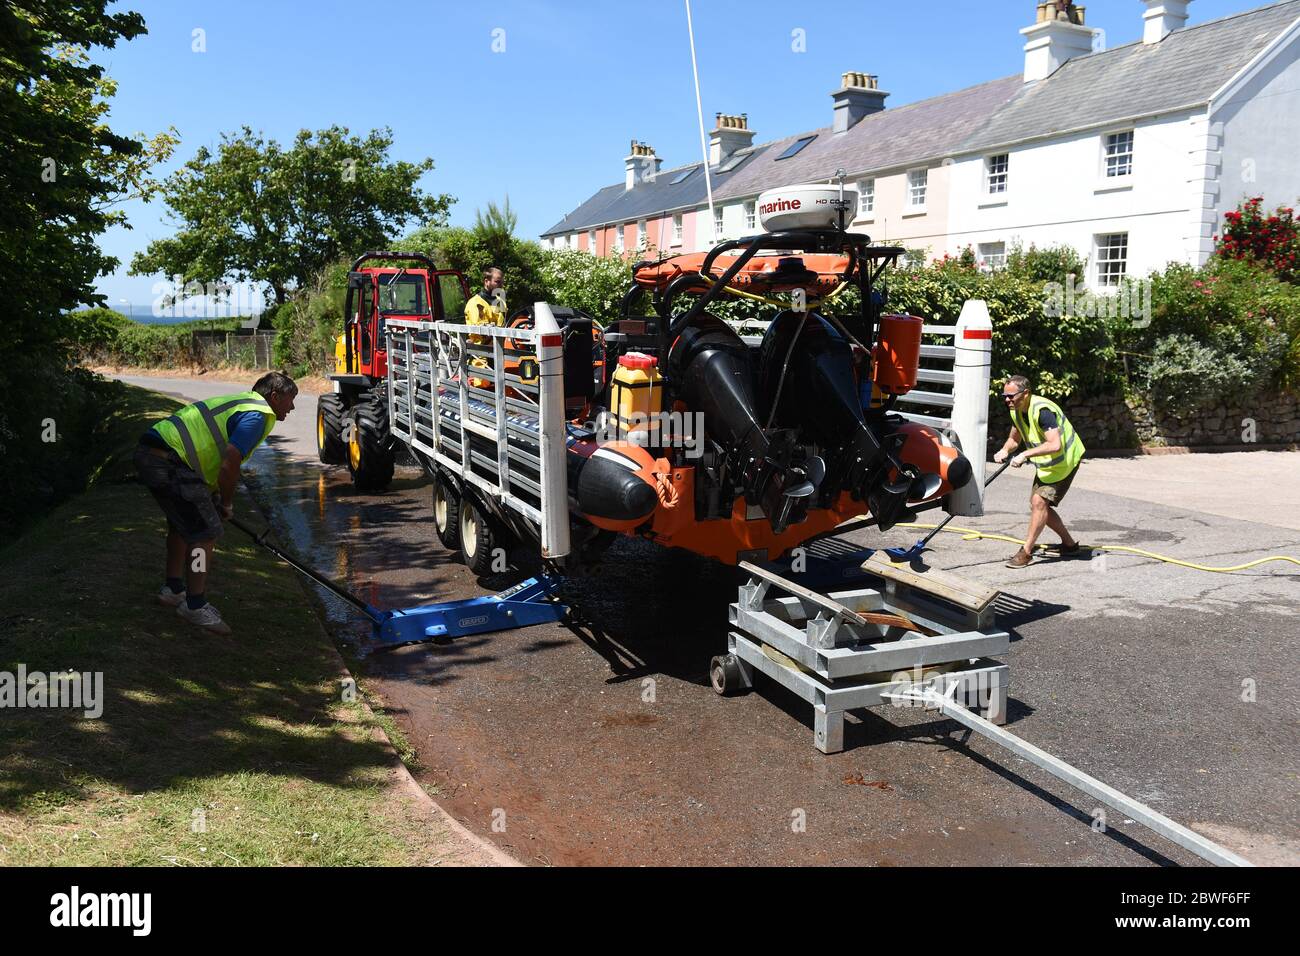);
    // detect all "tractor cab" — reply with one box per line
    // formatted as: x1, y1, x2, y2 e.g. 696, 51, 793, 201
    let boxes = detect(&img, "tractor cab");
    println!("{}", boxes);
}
319, 250, 470, 490
335, 254, 468, 382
